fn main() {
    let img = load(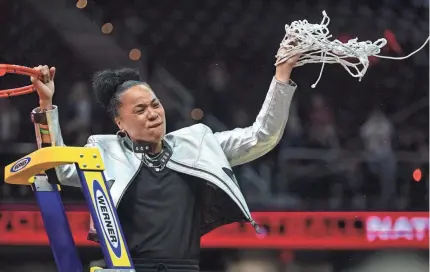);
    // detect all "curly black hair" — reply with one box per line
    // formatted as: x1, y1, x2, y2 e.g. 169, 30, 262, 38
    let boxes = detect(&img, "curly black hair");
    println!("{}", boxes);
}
92, 68, 144, 119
